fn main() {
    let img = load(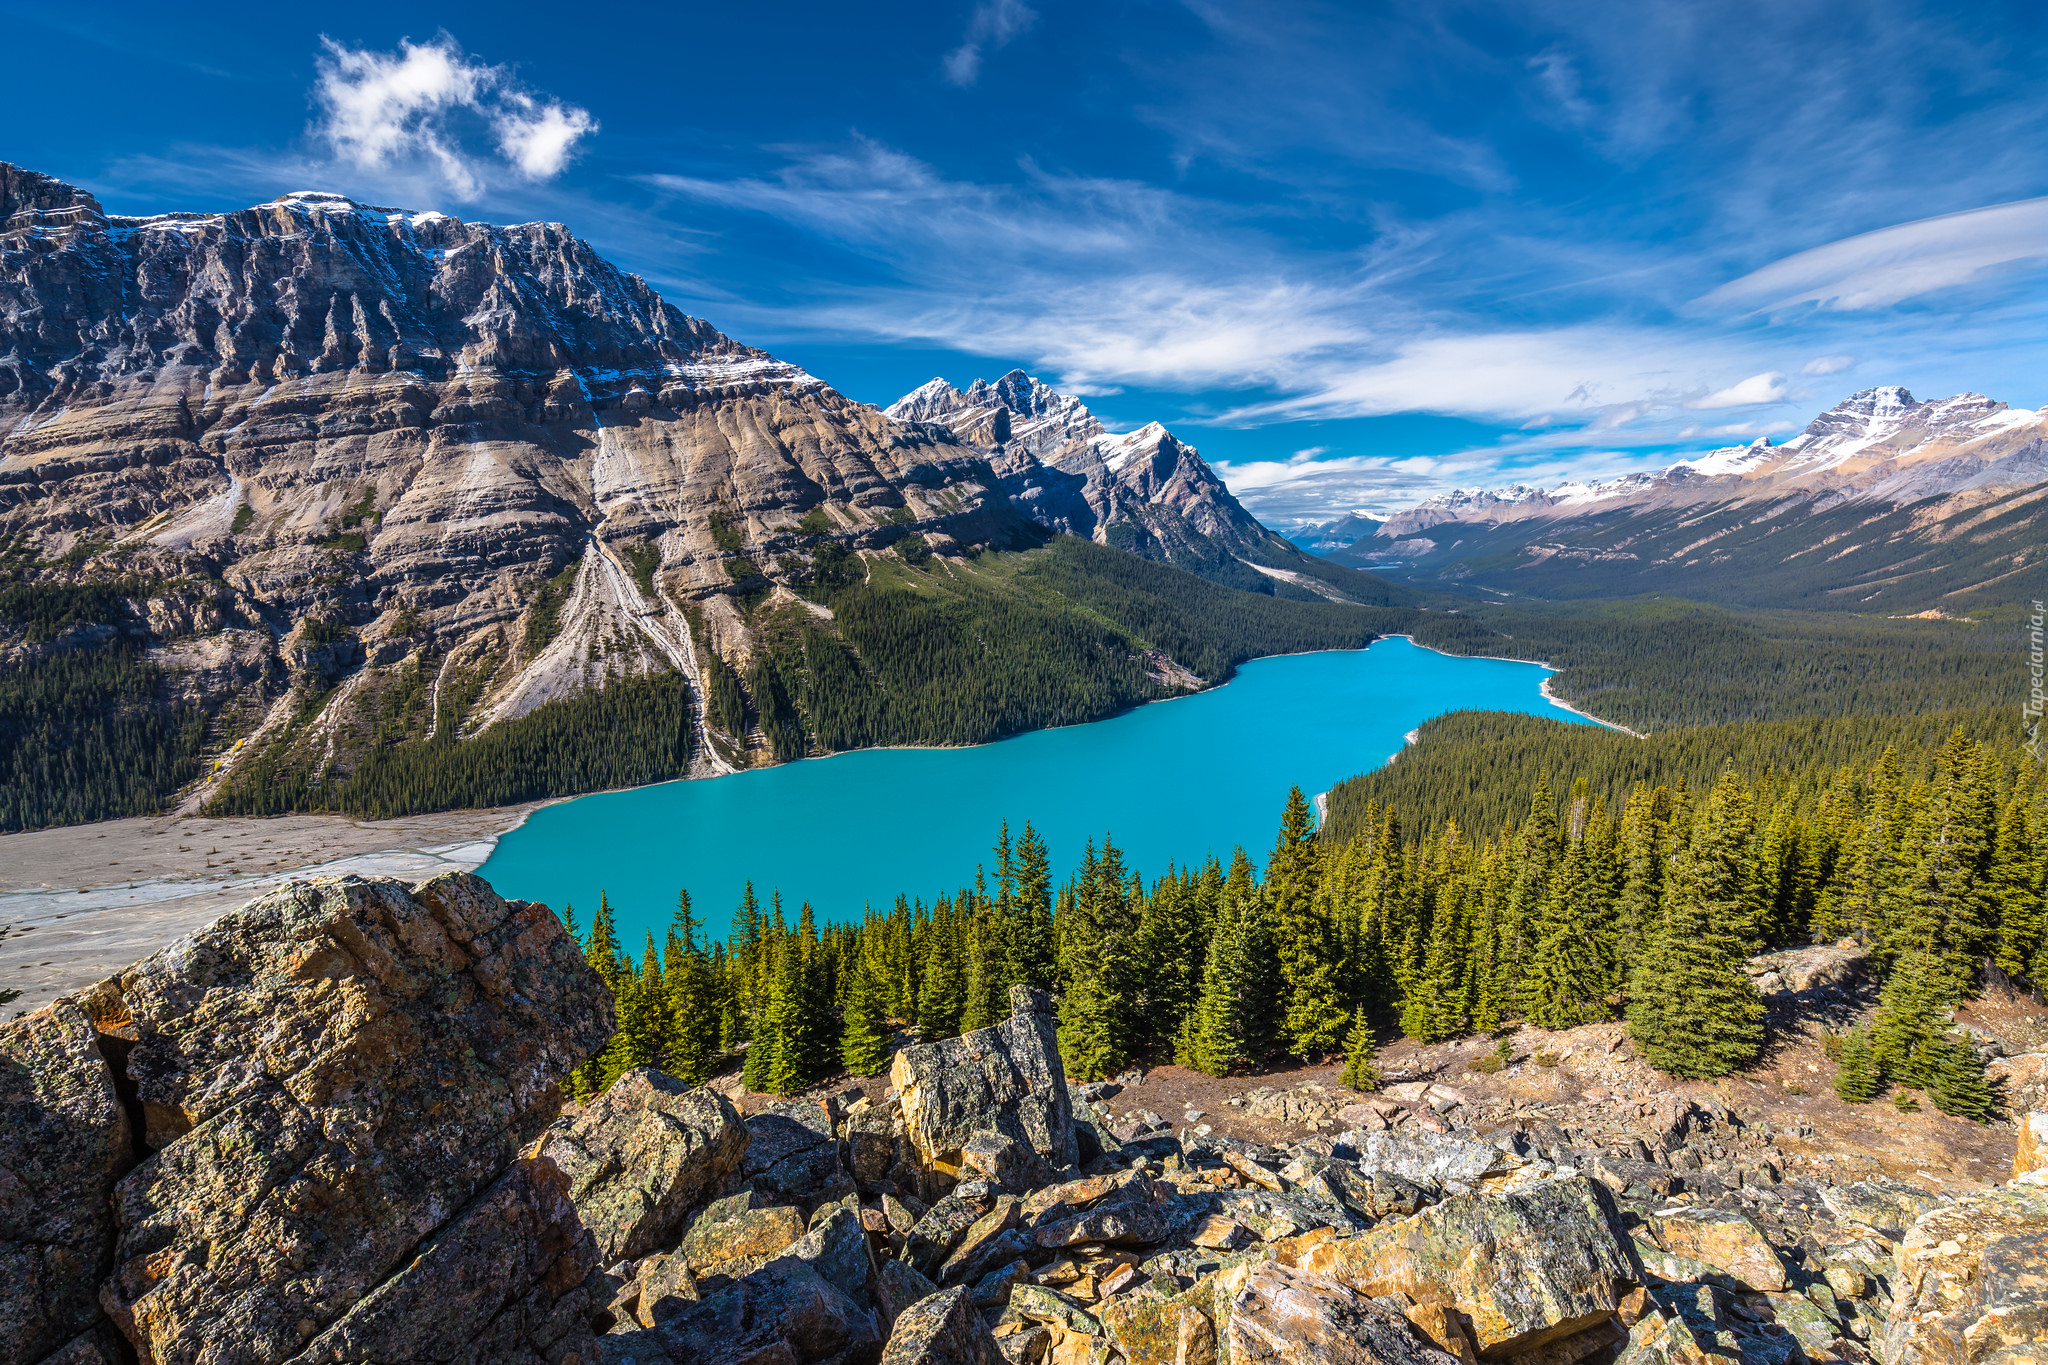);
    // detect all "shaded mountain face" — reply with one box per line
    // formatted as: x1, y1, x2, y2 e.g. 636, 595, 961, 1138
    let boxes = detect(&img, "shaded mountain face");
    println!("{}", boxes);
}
1286, 513, 1383, 554
1357, 387, 2048, 611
